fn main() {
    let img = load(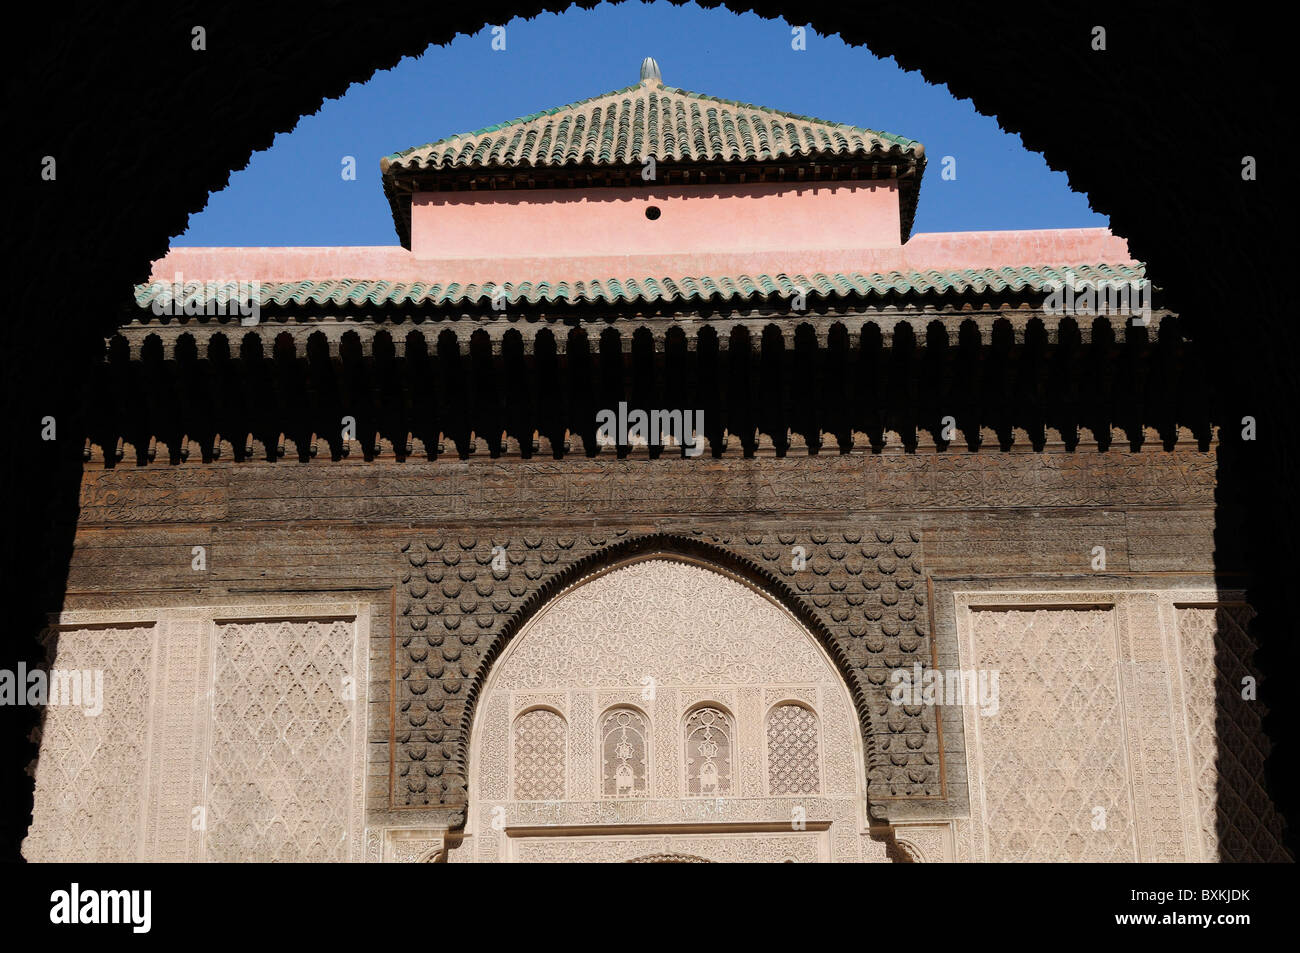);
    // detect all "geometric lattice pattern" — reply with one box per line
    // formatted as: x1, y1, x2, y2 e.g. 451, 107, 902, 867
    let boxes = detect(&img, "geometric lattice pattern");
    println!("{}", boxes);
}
947, 589, 1291, 864
23, 606, 371, 863
685, 706, 734, 797
1176, 606, 1290, 862
23, 625, 155, 862
512, 709, 566, 801
766, 704, 820, 795
967, 609, 1136, 862
205, 619, 356, 862
601, 708, 649, 798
